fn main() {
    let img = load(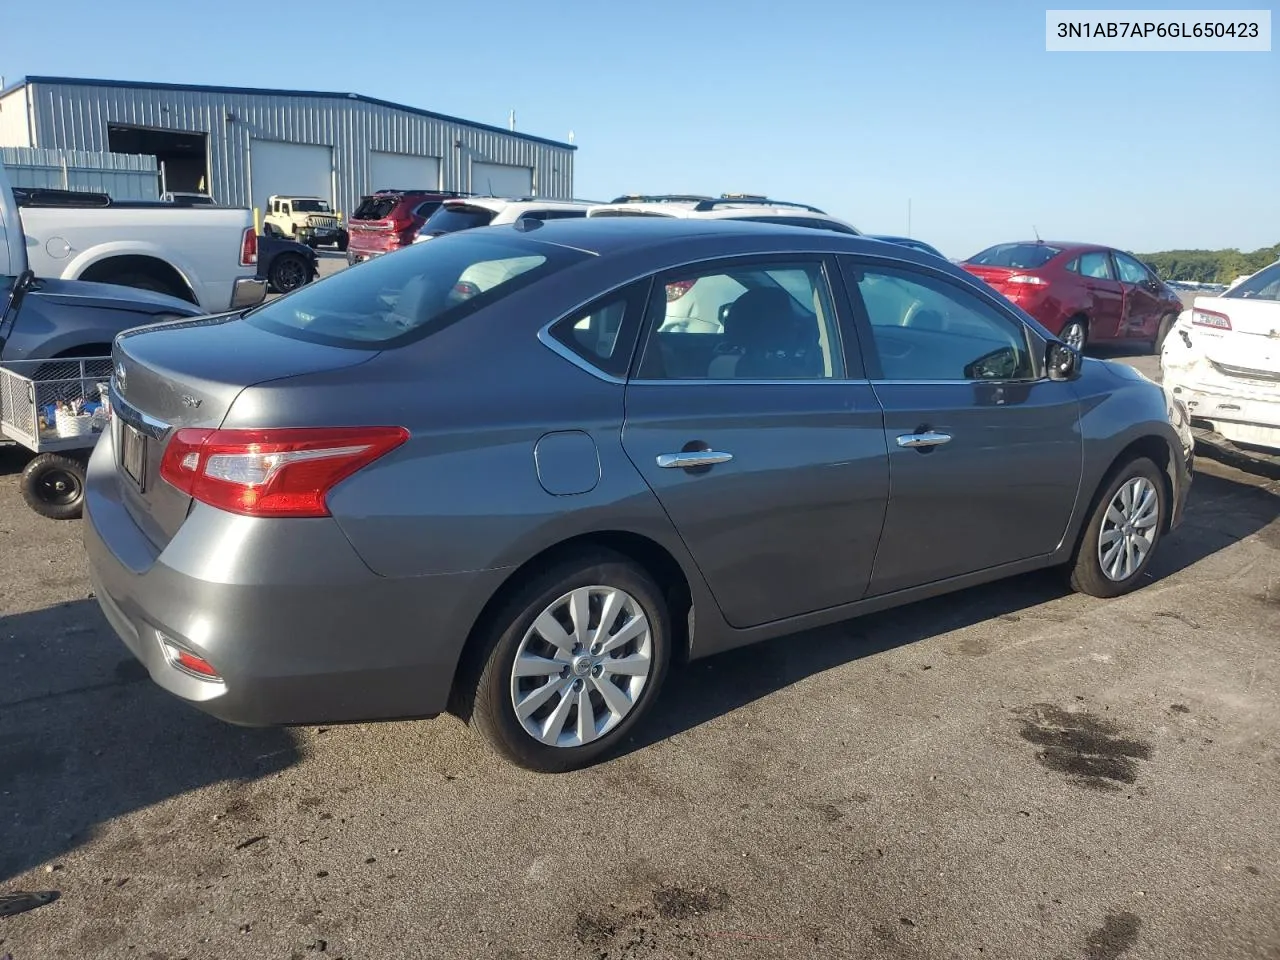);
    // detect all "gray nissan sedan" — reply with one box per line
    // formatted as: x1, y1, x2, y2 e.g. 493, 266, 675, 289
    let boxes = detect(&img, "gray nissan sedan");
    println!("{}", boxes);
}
85, 217, 1193, 772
